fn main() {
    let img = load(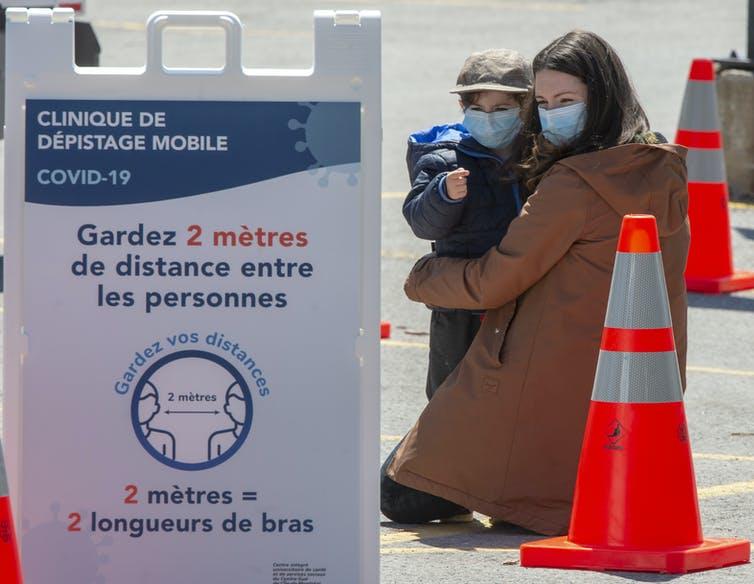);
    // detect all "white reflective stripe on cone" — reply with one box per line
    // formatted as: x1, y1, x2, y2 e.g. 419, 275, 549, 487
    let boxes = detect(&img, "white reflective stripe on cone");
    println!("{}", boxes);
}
678, 81, 720, 131
591, 351, 684, 403
605, 253, 672, 329
686, 148, 728, 183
